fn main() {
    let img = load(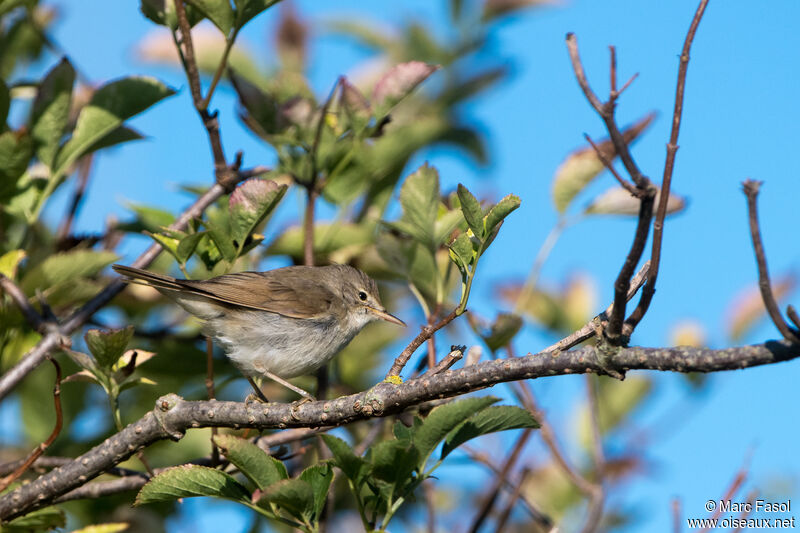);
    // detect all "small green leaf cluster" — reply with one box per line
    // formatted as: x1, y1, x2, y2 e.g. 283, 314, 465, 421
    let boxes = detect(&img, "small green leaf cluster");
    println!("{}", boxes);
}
146, 178, 287, 274
322, 397, 538, 532
449, 184, 520, 314
136, 397, 537, 533
138, 434, 332, 533
63, 327, 156, 430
